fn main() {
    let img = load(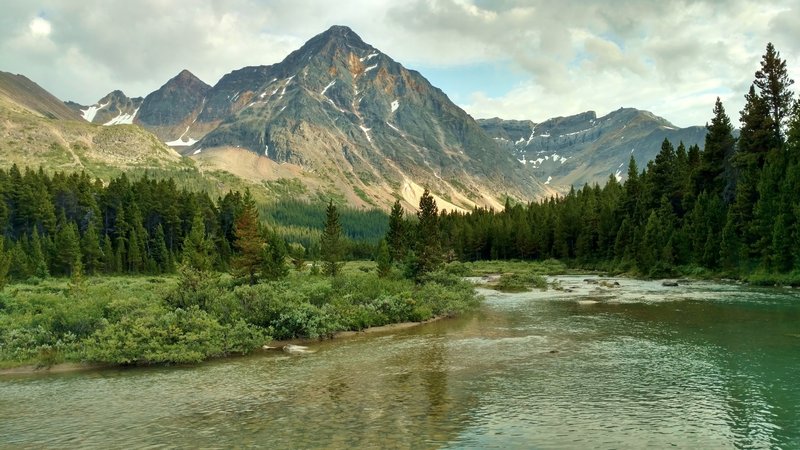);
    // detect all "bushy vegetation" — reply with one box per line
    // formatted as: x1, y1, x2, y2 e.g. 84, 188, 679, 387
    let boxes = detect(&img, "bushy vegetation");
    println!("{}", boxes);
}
493, 273, 549, 293
0, 264, 479, 368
